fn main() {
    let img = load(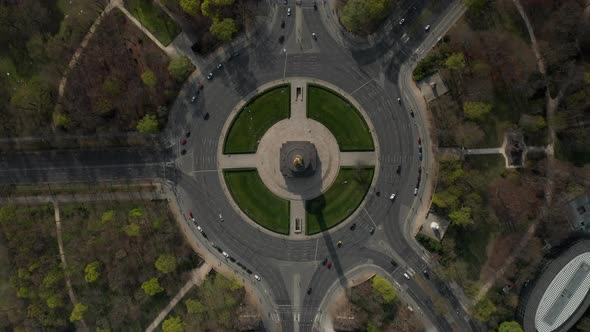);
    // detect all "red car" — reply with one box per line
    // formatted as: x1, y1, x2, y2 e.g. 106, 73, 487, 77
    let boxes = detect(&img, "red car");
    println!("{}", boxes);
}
189, 211, 194, 218
326, 262, 332, 269
418, 137, 422, 145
